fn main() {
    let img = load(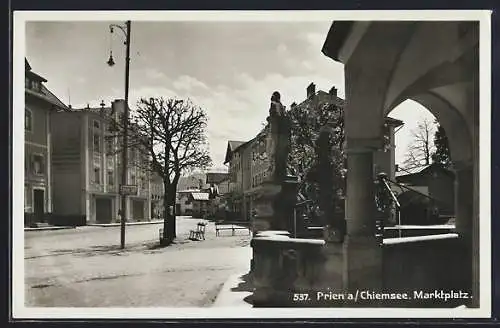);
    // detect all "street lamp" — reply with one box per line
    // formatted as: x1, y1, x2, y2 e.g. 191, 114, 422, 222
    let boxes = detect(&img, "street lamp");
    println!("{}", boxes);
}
108, 21, 131, 249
